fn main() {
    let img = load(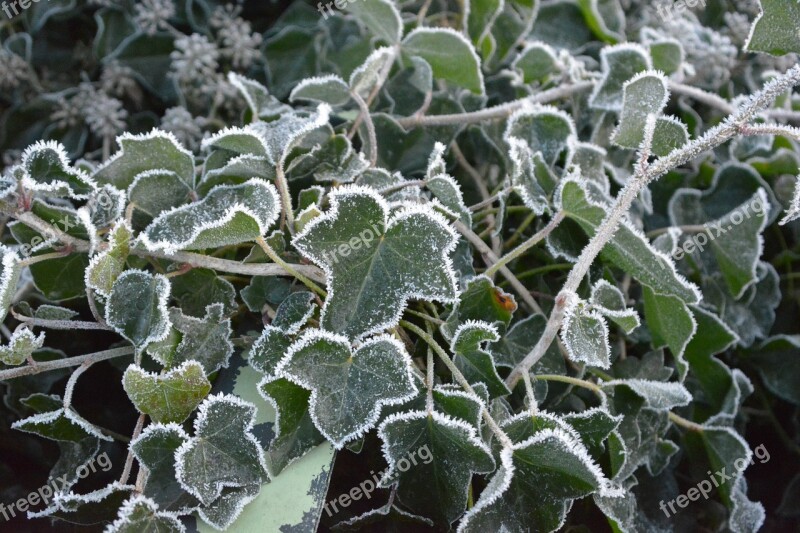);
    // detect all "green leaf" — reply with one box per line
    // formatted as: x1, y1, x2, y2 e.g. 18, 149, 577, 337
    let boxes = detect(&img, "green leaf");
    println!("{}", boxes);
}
128, 170, 192, 225
349, 47, 395, 99
747, 335, 800, 405
272, 291, 317, 333
123, 361, 211, 424
589, 43, 652, 111
451, 321, 511, 398
276, 330, 418, 447
467, 0, 504, 47
602, 379, 692, 410
427, 173, 472, 226
12, 395, 112, 443
459, 427, 619, 532
507, 139, 549, 215
258, 376, 325, 474
643, 287, 696, 380
170, 268, 237, 319
106, 270, 171, 355
558, 178, 700, 302
0, 327, 45, 366
162, 304, 234, 373
577, 0, 625, 43
249, 326, 294, 376
293, 187, 459, 340
651, 116, 689, 157
511, 42, 560, 84
402, 28, 484, 95
561, 296, 612, 368
21, 140, 96, 199
562, 408, 622, 448
505, 105, 576, 167
94, 130, 194, 189
590, 280, 640, 334
86, 221, 131, 298
745, 0, 800, 55
29, 252, 90, 301
378, 411, 495, 524
346, 0, 403, 43
444, 275, 517, 338
140, 180, 280, 254
611, 71, 669, 149
130, 423, 199, 514
228, 72, 292, 120
290, 75, 351, 106
0, 247, 22, 323
108, 495, 185, 533
175, 394, 268, 505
